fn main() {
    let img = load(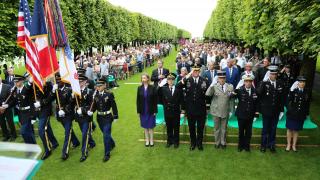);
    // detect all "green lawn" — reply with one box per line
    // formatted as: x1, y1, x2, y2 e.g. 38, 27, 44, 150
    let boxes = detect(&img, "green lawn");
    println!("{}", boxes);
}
2, 50, 320, 179
317, 54, 320, 73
